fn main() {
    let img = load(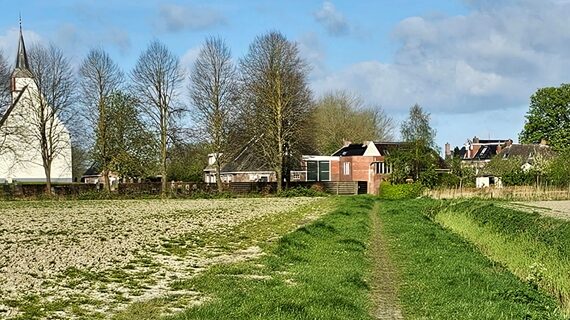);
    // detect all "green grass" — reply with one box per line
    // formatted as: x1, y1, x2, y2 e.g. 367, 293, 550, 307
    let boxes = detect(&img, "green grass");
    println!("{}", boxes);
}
114, 196, 376, 320
437, 200, 570, 315
378, 199, 563, 319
